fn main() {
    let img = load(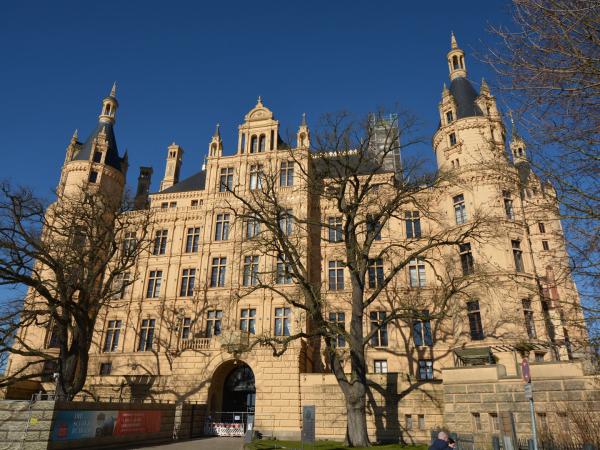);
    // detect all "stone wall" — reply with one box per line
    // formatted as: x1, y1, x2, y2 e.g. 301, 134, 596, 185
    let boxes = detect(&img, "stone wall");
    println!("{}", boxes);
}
0, 399, 54, 450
